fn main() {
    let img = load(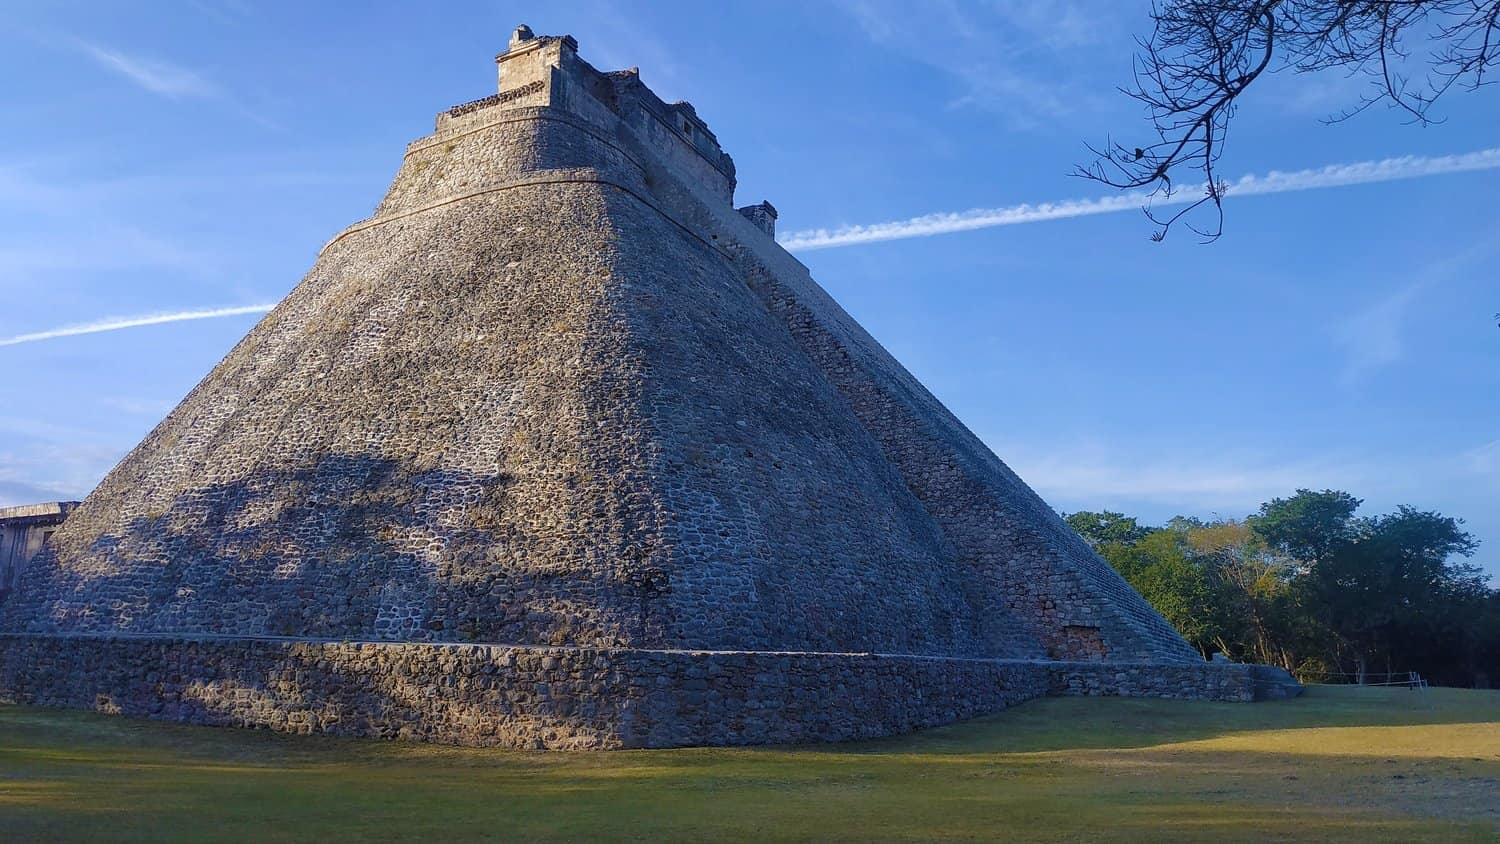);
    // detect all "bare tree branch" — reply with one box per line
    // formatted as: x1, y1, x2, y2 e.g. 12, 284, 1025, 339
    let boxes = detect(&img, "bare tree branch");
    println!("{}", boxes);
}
1080, 0, 1500, 241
